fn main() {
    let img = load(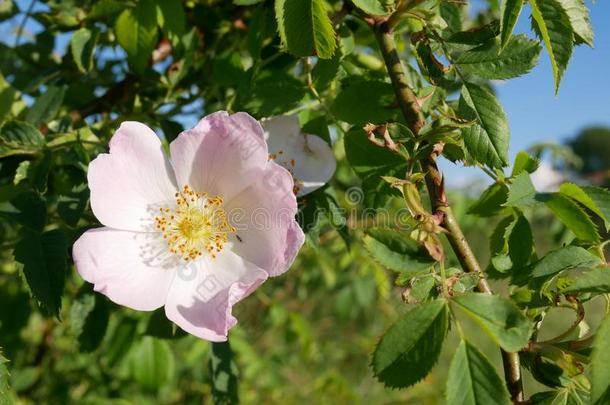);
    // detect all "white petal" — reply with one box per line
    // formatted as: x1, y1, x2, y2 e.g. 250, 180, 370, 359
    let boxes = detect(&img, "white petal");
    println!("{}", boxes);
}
88, 121, 177, 232
169, 111, 268, 200
262, 115, 336, 196
73, 228, 176, 311
164, 250, 268, 341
